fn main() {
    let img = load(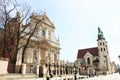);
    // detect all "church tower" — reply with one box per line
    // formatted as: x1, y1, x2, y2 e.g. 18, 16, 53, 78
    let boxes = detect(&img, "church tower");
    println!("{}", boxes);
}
97, 27, 111, 74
